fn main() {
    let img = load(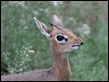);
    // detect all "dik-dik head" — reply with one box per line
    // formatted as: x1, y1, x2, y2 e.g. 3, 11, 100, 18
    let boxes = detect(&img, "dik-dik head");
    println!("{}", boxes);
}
34, 13, 83, 53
